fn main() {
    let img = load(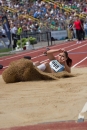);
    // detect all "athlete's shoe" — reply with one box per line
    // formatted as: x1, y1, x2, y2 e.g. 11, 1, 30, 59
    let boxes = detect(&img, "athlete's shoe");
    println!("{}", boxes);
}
24, 56, 31, 60
0, 64, 3, 69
